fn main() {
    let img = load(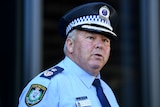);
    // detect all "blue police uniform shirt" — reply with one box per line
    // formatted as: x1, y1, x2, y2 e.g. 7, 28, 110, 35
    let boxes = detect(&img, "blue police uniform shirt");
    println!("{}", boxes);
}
18, 56, 119, 107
